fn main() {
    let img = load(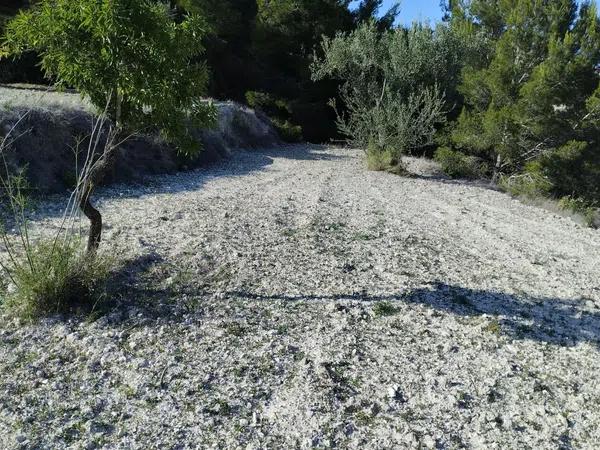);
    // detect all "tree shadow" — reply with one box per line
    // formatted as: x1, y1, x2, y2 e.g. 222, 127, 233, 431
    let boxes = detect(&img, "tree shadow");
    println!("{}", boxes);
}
15, 144, 348, 223
259, 143, 349, 161
406, 283, 600, 348
406, 172, 504, 192
94, 251, 215, 324
225, 283, 600, 348
70, 261, 600, 350
89, 251, 174, 321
